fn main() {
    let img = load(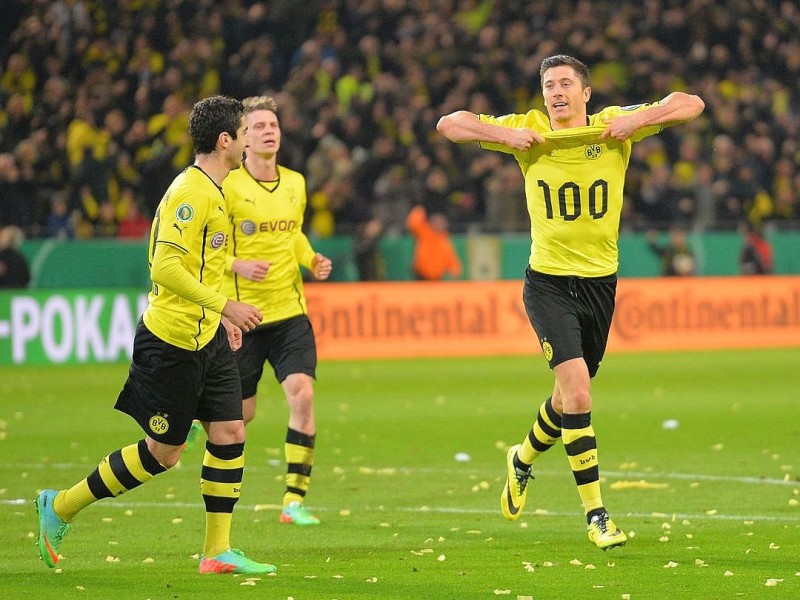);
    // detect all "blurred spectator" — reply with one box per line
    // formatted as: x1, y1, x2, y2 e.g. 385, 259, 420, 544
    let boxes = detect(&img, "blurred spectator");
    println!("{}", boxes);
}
0, 225, 31, 288
117, 189, 152, 240
647, 227, 697, 276
94, 201, 118, 238
406, 205, 462, 281
739, 222, 774, 275
42, 192, 76, 240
